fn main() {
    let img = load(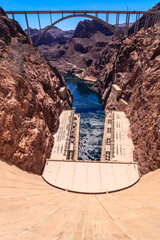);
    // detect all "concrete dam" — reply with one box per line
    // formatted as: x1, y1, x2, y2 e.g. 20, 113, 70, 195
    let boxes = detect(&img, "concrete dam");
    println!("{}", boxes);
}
42, 80, 140, 194
1, 159, 160, 239
1, 6, 160, 239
